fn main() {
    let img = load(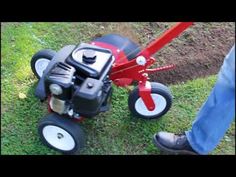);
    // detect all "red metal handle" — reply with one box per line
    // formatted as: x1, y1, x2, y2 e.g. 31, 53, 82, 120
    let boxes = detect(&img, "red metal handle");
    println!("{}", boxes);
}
111, 22, 193, 86
140, 22, 193, 58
